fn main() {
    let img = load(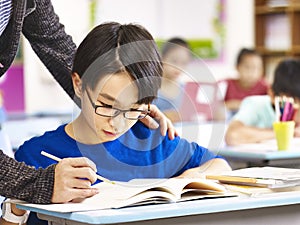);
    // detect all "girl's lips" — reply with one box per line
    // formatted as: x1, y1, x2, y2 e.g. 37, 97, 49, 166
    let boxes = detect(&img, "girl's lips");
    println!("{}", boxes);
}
103, 130, 118, 137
